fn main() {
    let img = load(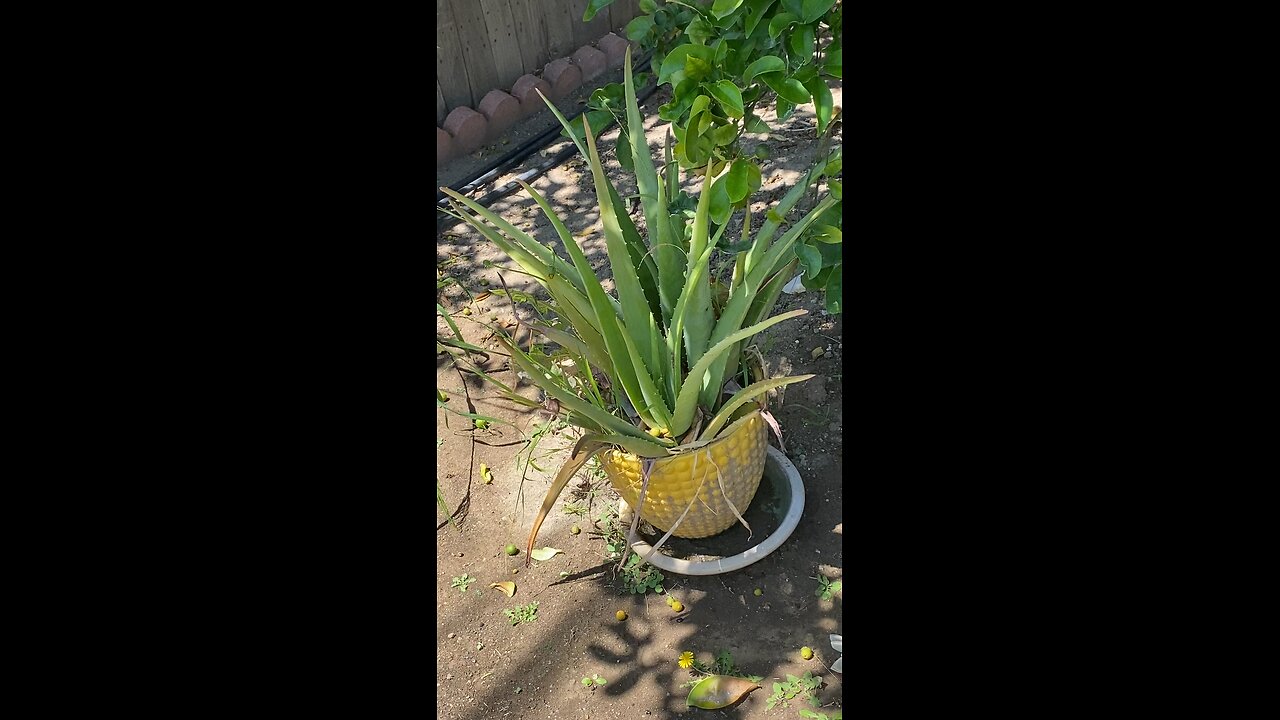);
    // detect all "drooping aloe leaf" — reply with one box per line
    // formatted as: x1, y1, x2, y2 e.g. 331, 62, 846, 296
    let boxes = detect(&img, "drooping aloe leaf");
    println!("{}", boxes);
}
686, 675, 762, 709
449, 201, 550, 284
529, 323, 614, 379
700, 374, 815, 440
442, 188, 585, 296
525, 439, 609, 563
504, 337, 656, 443
670, 309, 807, 436
575, 433, 671, 458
